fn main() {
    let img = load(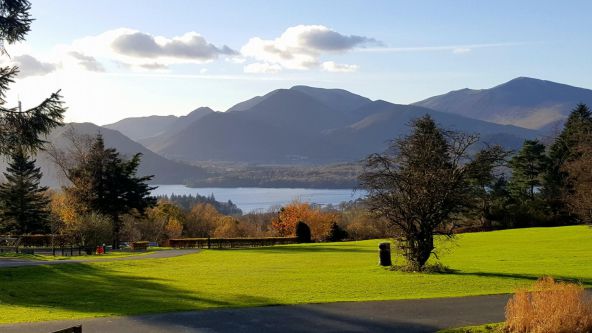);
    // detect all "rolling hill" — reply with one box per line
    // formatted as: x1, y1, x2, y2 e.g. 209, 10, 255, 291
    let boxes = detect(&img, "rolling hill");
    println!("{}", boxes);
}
413, 77, 592, 130
0, 123, 210, 187
125, 86, 540, 164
